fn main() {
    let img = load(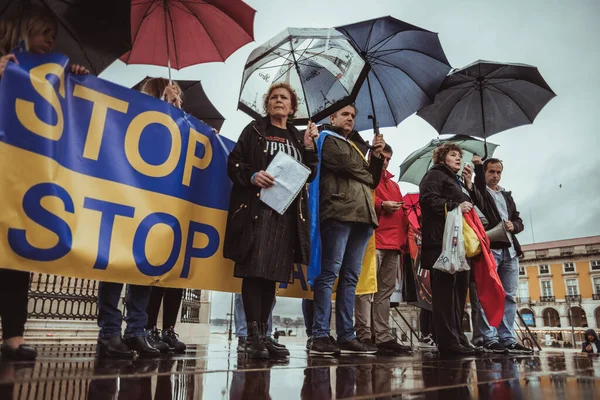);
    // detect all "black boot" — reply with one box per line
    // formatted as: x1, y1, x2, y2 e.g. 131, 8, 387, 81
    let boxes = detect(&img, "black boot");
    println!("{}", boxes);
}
97, 336, 134, 359
146, 327, 169, 354
245, 321, 269, 359
0, 342, 37, 361
261, 323, 289, 358
124, 336, 160, 358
